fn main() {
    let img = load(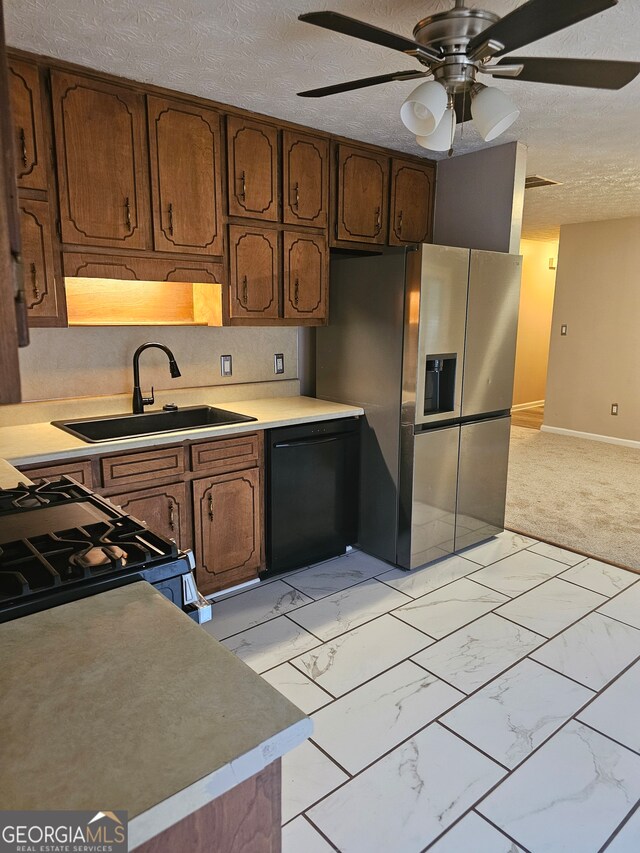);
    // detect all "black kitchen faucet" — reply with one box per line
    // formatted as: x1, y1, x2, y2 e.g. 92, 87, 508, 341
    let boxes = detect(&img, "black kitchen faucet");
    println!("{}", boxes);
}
132, 342, 181, 414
